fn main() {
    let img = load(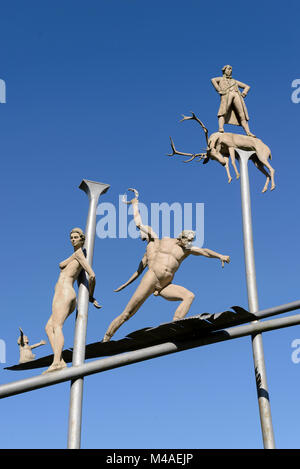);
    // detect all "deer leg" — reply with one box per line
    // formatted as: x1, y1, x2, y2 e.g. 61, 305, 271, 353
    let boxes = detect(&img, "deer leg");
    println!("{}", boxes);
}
224, 157, 232, 183
229, 147, 240, 179
262, 160, 275, 191
253, 159, 270, 193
